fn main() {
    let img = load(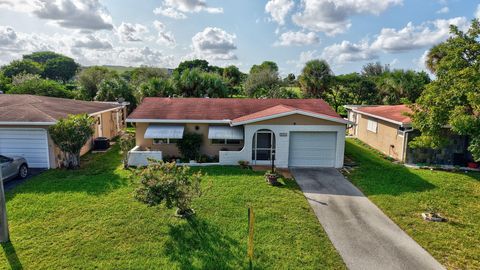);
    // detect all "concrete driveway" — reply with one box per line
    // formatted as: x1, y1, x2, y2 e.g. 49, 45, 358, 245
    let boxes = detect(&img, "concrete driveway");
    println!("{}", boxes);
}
291, 168, 444, 270
3, 168, 45, 192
